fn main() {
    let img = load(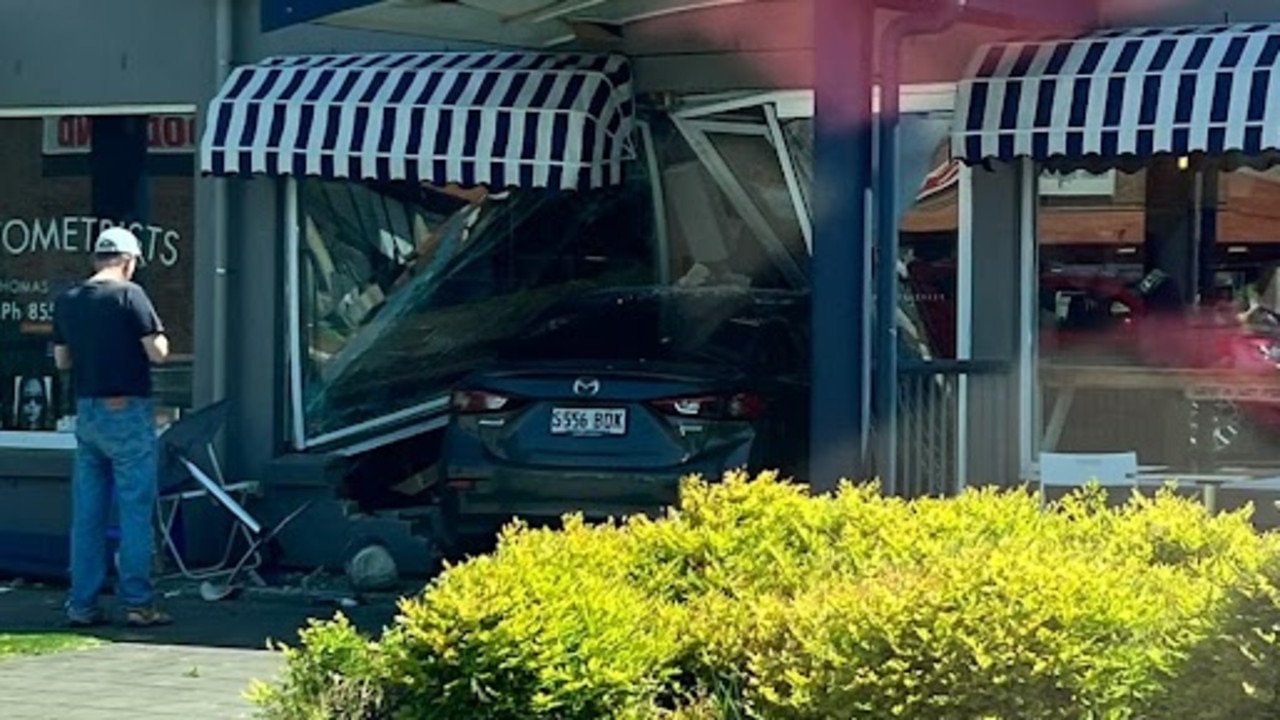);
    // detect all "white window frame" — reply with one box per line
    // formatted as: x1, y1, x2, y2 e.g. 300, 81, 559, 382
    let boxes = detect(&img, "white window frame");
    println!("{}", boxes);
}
1019, 158, 1040, 478
284, 178, 452, 451
0, 103, 197, 452
671, 84, 957, 264
955, 163, 974, 490
638, 120, 671, 284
